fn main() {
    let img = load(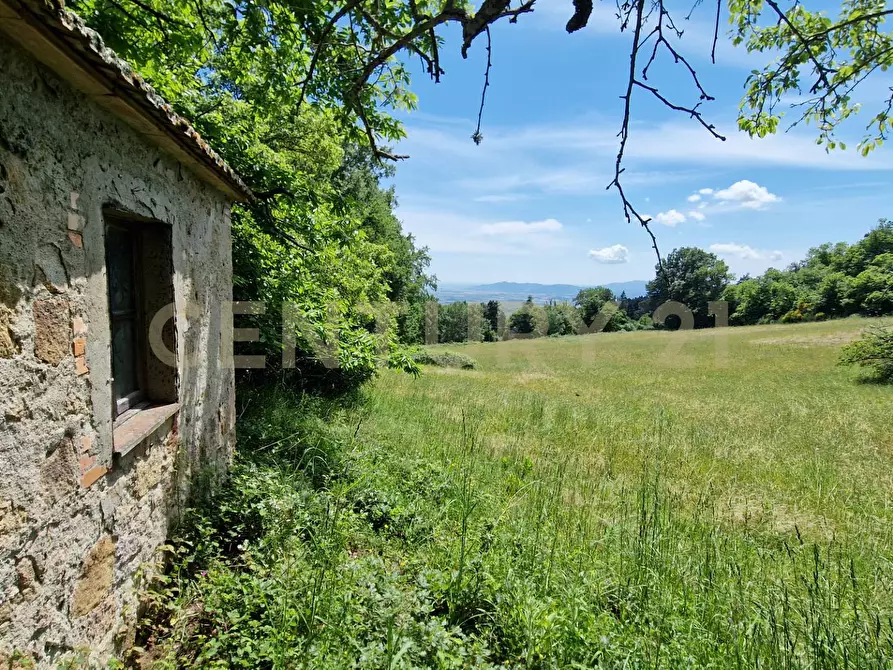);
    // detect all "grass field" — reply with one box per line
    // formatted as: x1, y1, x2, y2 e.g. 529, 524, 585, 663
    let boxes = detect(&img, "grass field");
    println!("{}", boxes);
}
147, 317, 893, 668
357, 317, 893, 665
368, 317, 893, 544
